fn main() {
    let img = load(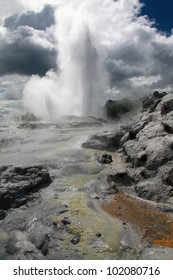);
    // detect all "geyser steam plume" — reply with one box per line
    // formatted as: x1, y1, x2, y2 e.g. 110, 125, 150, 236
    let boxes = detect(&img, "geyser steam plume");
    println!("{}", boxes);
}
76, 26, 107, 116
23, 0, 108, 120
